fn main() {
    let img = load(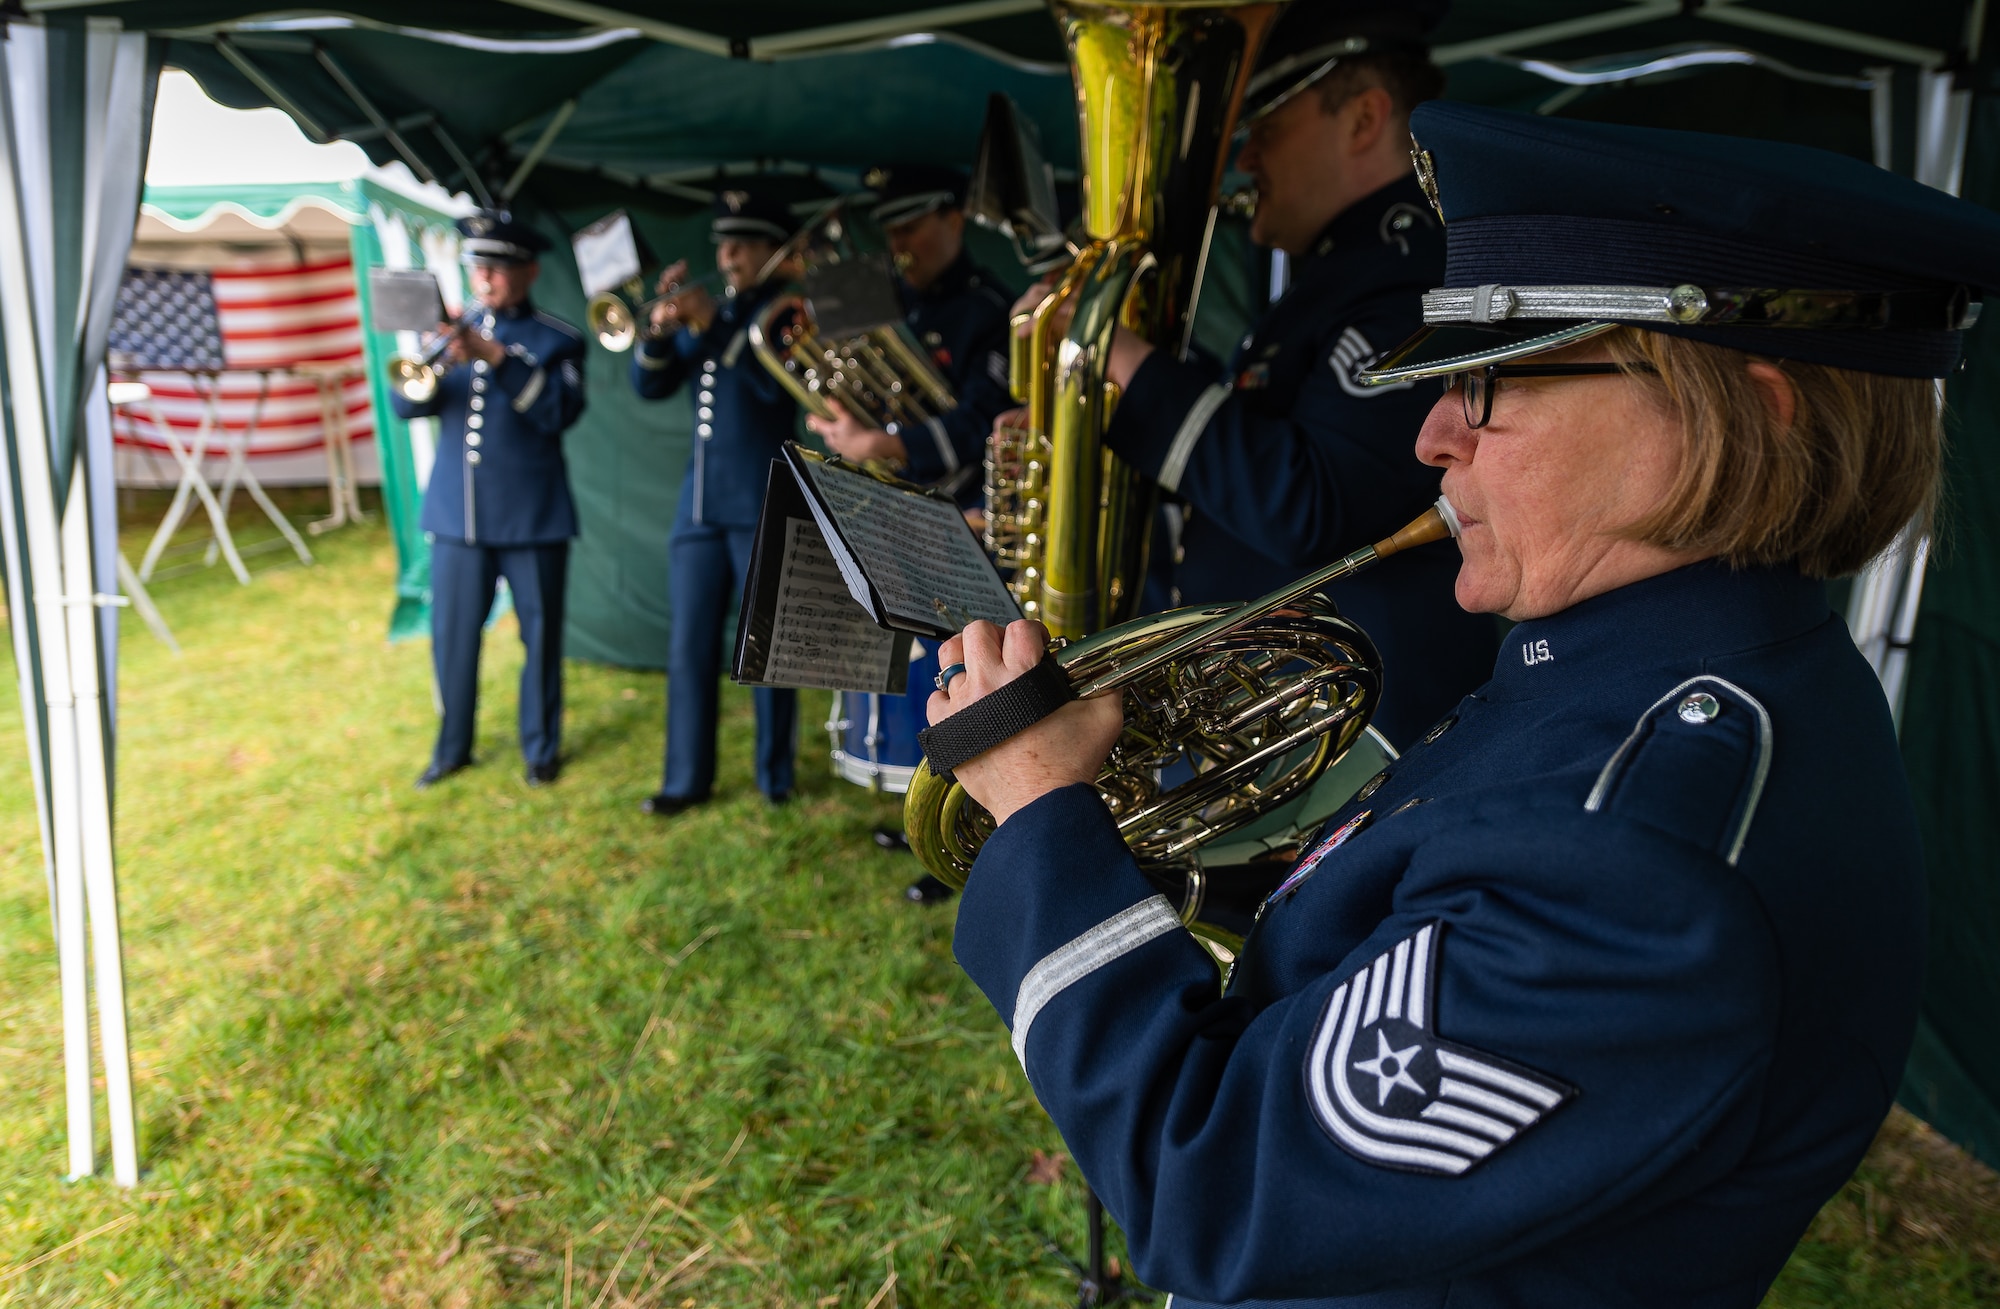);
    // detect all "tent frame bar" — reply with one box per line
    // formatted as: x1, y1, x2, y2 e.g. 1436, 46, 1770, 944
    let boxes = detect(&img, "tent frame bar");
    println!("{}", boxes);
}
211, 33, 329, 142
311, 42, 437, 185
490, 0, 1042, 60
501, 97, 575, 204
1434, 0, 1951, 69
